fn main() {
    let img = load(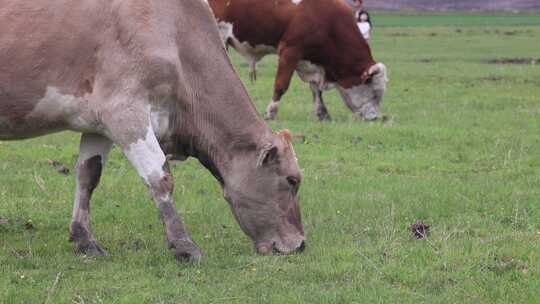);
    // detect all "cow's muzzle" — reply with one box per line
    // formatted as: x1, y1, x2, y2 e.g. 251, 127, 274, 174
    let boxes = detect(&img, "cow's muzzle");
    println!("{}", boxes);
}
256, 240, 306, 255
359, 103, 380, 121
